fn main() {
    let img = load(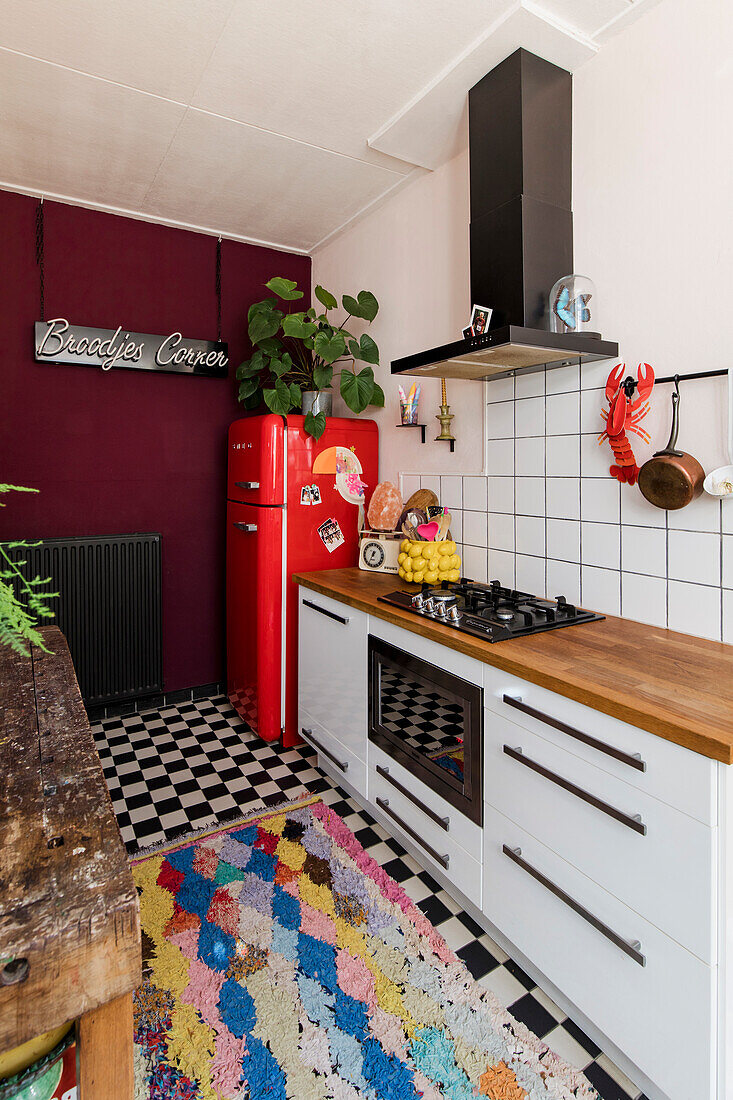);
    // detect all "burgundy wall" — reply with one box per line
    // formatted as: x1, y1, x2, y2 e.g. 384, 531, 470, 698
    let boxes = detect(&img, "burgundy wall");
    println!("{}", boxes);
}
0, 191, 310, 692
